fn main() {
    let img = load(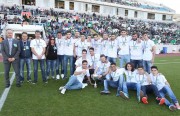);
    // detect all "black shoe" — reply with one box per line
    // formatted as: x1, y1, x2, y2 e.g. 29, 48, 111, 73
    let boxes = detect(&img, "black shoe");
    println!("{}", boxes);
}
5, 84, 10, 88
16, 84, 21, 87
